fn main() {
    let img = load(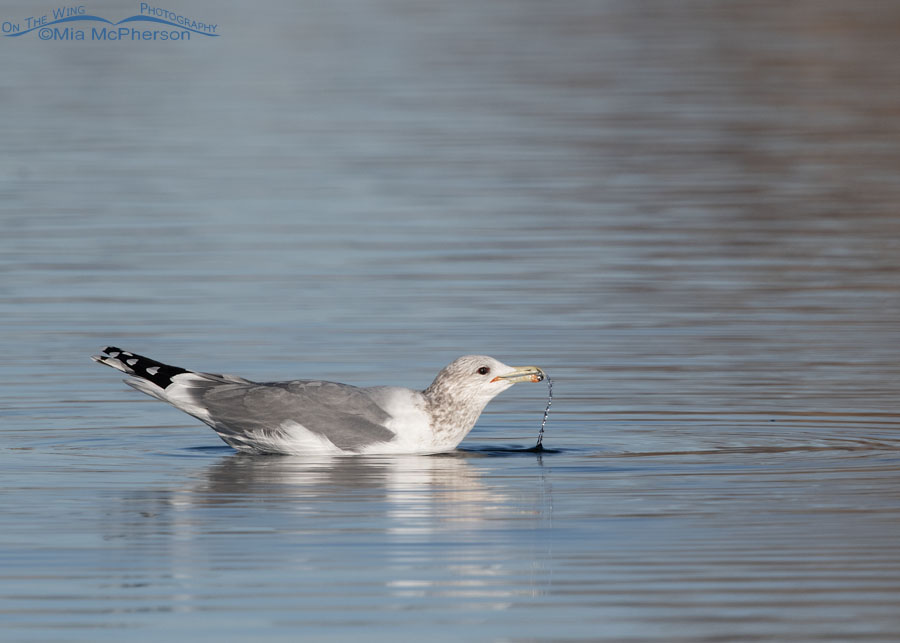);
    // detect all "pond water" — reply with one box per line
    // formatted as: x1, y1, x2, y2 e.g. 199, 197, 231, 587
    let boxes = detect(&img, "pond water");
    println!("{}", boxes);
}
2, 1, 899, 641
